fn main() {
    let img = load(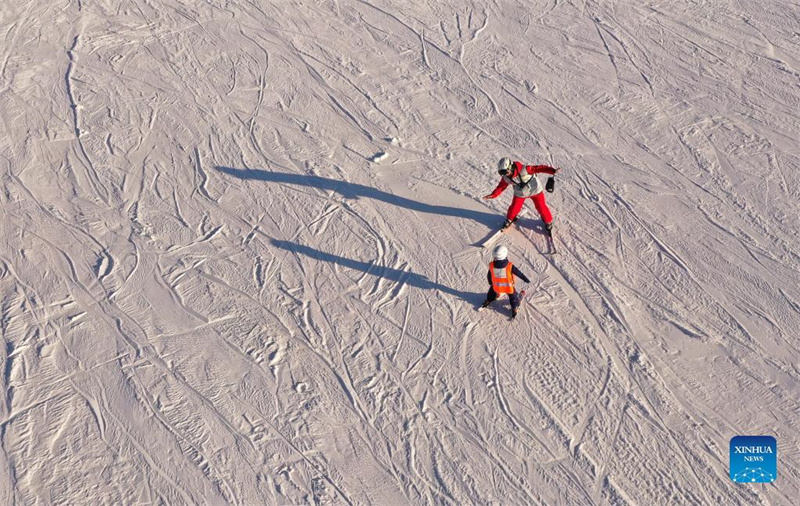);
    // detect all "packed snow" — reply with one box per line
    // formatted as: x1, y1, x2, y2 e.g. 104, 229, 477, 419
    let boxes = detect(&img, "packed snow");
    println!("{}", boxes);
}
1, 0, 798, 504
